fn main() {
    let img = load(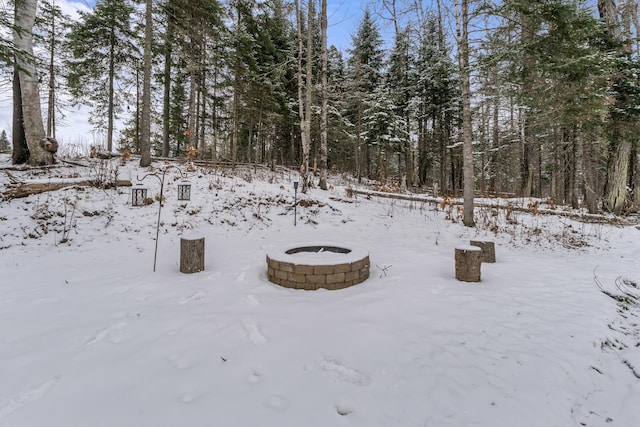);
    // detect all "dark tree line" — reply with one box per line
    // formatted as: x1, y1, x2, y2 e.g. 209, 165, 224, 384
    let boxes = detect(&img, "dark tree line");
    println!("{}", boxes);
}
3, 0, 640, 215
